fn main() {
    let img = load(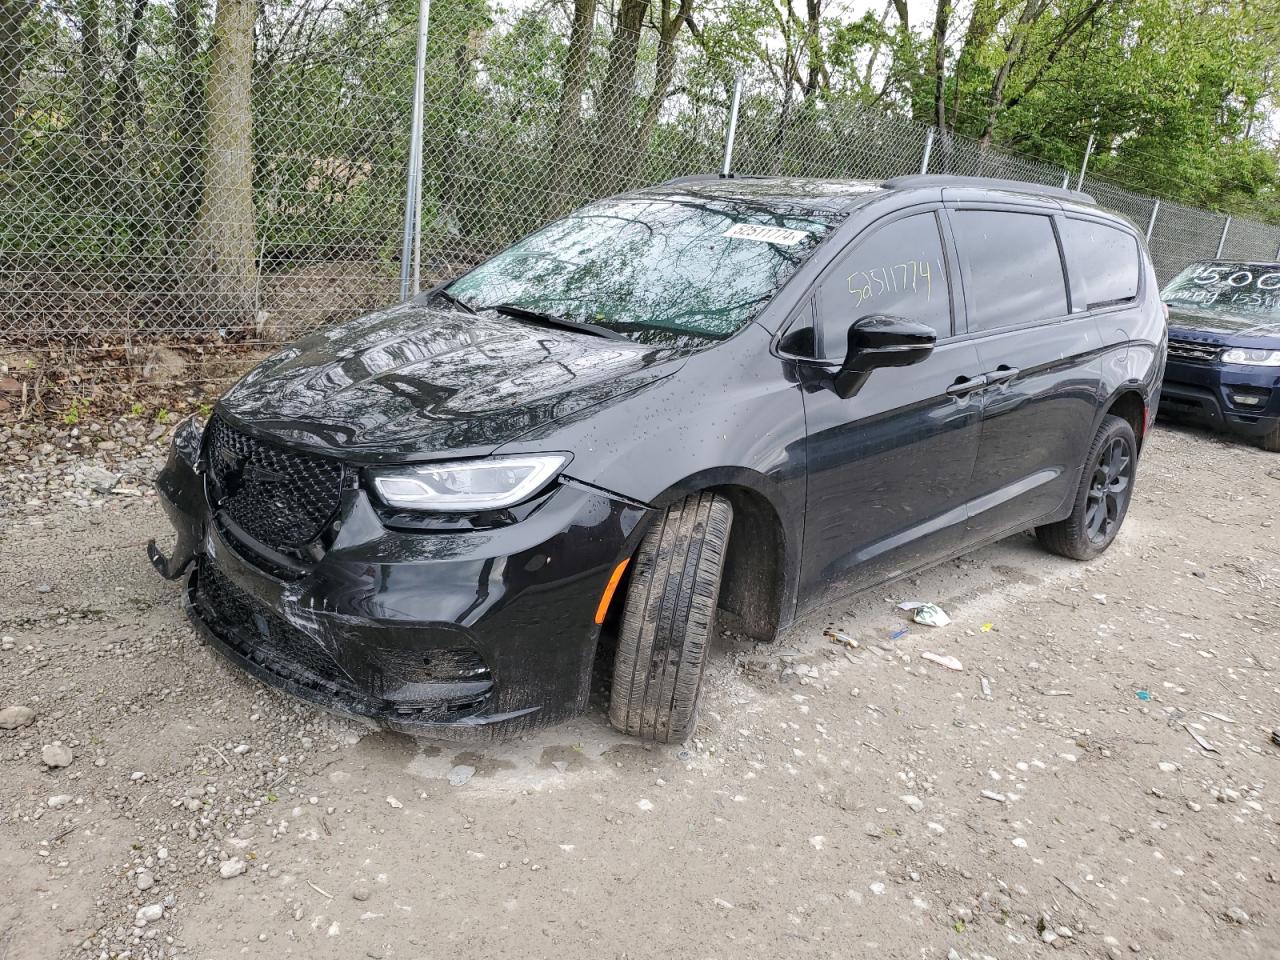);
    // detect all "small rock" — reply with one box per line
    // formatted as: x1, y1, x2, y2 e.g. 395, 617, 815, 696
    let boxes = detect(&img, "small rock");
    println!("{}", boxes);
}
136, 870, 155, 892
136, 904, 163, 925
219, 858, 246, 879
0, 705, 35, 729
1226, 906, 1250, 924
351, 886, 371, 902
77, 465, 118, 494
1157, 761, 1179, 773
448, 765, 476, 787
636, 798, 654, 812
899, 794, 924, 813
385, 796, 403, 809
42, 743, 73, 768
46, 795, 72, 809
